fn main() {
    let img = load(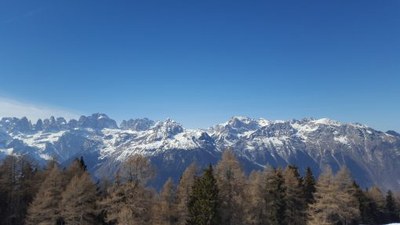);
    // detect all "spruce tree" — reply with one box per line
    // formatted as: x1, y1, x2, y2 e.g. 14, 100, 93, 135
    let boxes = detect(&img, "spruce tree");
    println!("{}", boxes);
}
284, 165, 306, 225
385, 190, 399, 223
187, 165, 220, 225
303, 167, 316, 205
264, 167, 286, 225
